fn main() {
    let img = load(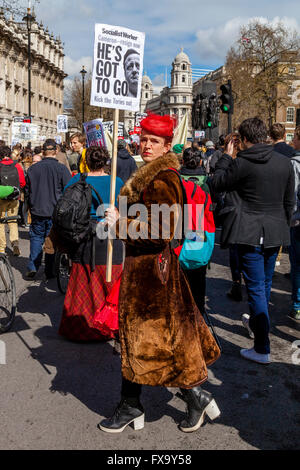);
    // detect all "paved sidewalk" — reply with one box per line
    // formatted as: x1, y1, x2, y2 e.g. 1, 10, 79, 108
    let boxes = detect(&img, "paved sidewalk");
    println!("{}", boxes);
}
0, 229, 299, 450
